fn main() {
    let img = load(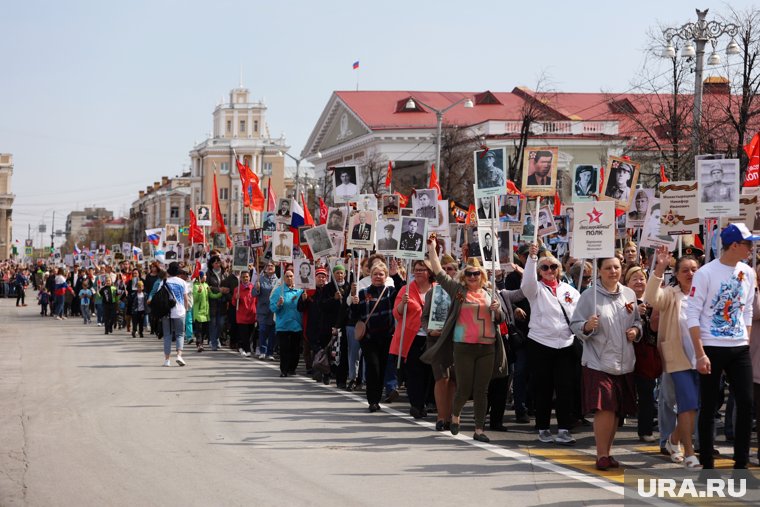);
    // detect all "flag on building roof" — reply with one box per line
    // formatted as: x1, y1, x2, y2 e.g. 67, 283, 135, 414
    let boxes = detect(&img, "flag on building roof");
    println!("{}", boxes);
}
352, 60, 359, 70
